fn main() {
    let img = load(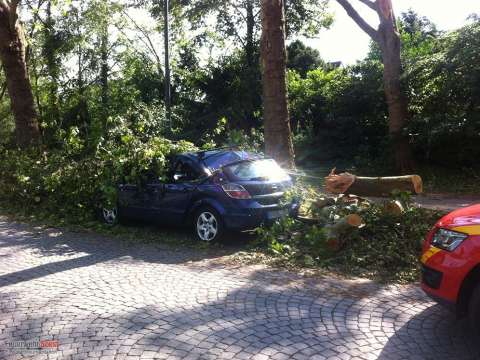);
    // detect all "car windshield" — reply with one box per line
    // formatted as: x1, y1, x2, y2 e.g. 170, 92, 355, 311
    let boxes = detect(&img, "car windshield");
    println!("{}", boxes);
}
225, 159, 290, 181
203, 150, 259, 170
